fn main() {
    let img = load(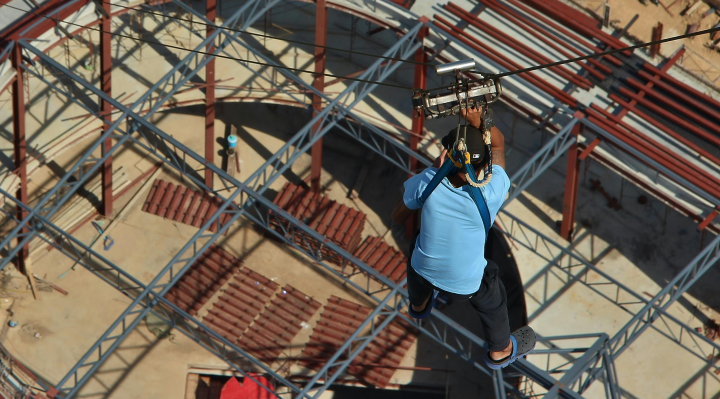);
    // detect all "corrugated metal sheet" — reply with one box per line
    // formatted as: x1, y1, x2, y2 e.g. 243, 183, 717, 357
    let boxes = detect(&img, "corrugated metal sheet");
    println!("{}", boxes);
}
269, 183, 366, 265
353, 236, 407, 284
142, 179, 232, 232
239, 285, 322, 361
164, 244, 241, 316
202, 268, 279, 343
